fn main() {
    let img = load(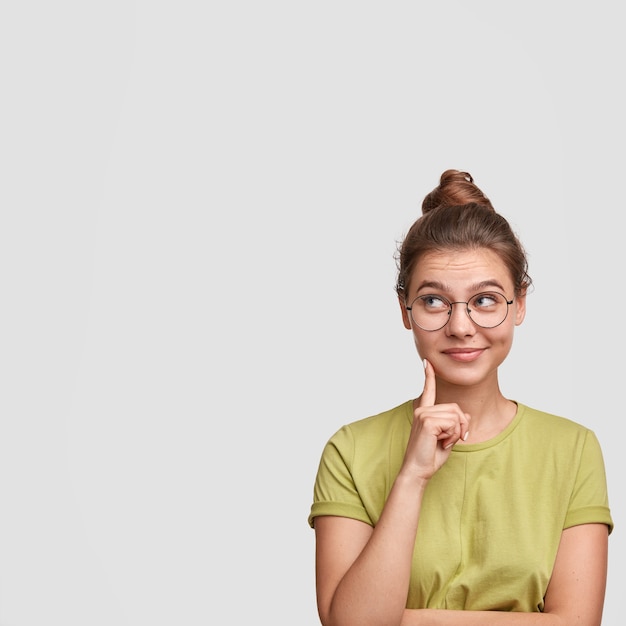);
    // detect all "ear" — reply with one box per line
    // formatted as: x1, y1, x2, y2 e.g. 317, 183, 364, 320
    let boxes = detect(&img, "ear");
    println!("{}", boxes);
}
514, 292, 527, 326
399, 295, 412, 329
